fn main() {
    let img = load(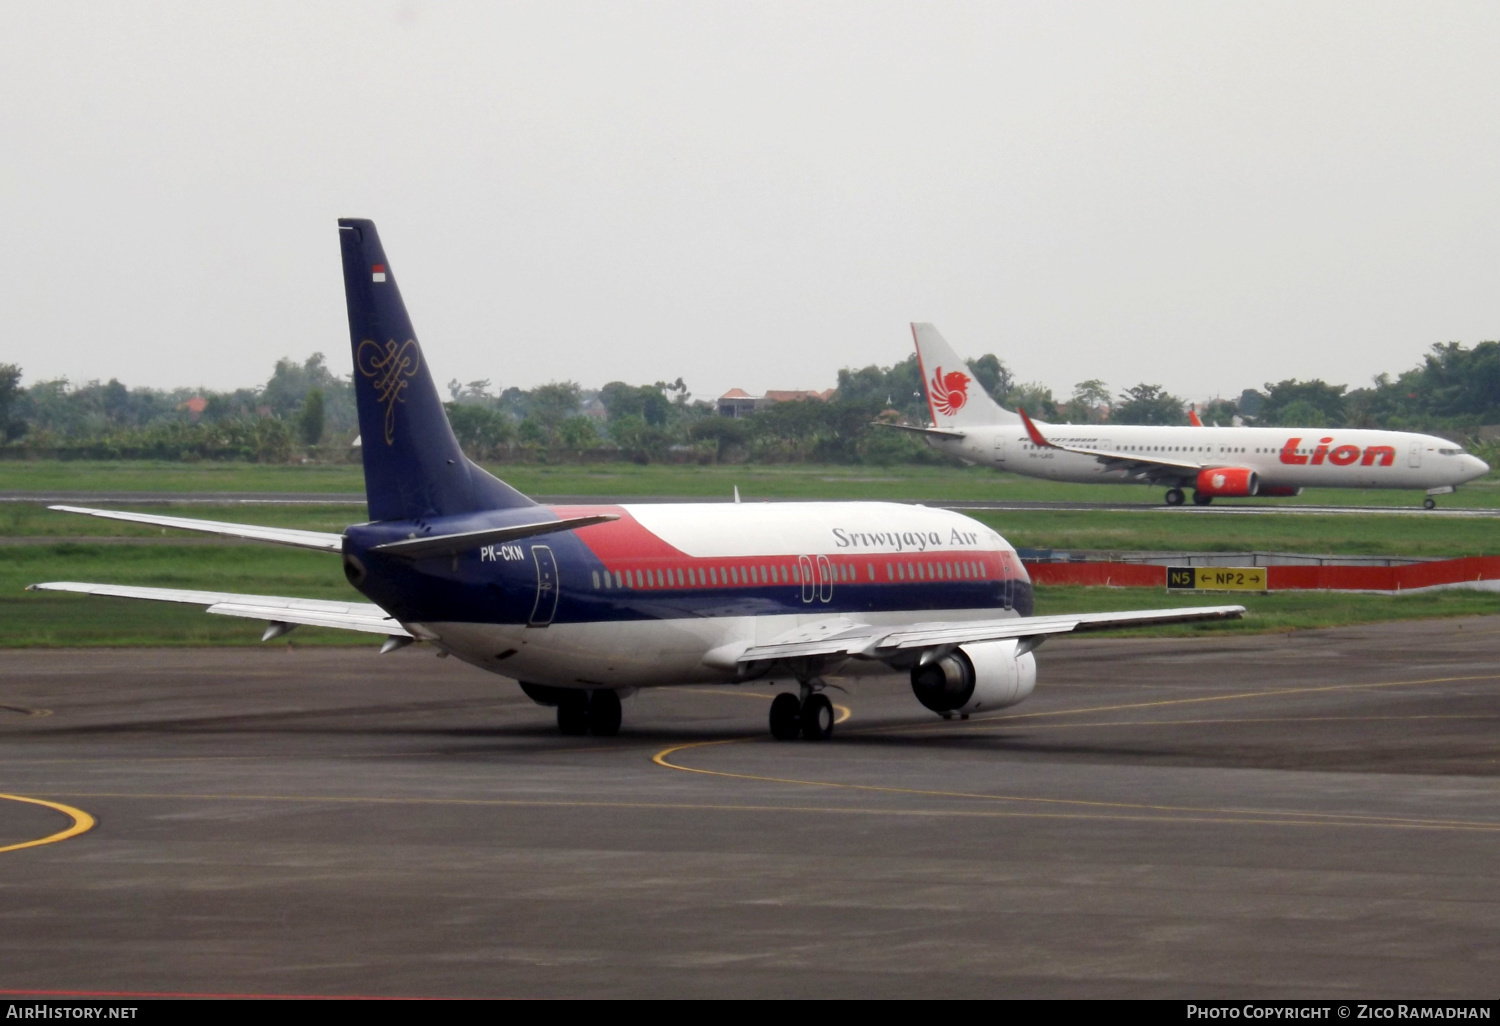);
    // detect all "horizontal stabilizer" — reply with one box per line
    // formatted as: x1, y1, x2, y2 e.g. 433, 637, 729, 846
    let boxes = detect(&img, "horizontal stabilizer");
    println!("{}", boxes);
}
872, 423, 967, 439
370, 514, 621, 558
48, 506, 344, 552
28, 582, 408, 637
